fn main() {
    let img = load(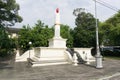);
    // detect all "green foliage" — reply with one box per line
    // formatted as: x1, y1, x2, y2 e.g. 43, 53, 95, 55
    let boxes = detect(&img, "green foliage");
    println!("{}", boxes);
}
0, 26, 15, 57
99, 23, 113, 45
18, 25, 32, 51
106, 11, 120, 27
0, 0, 22, 26
100, 11, 120, 46
109, 25, 120, 46
73, 10, 96, 47
31, 20, 53, 47
0, 0, 22, 57
18, 20, 54, 51
60, 24, 73, 48
18, 21, 74, 51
